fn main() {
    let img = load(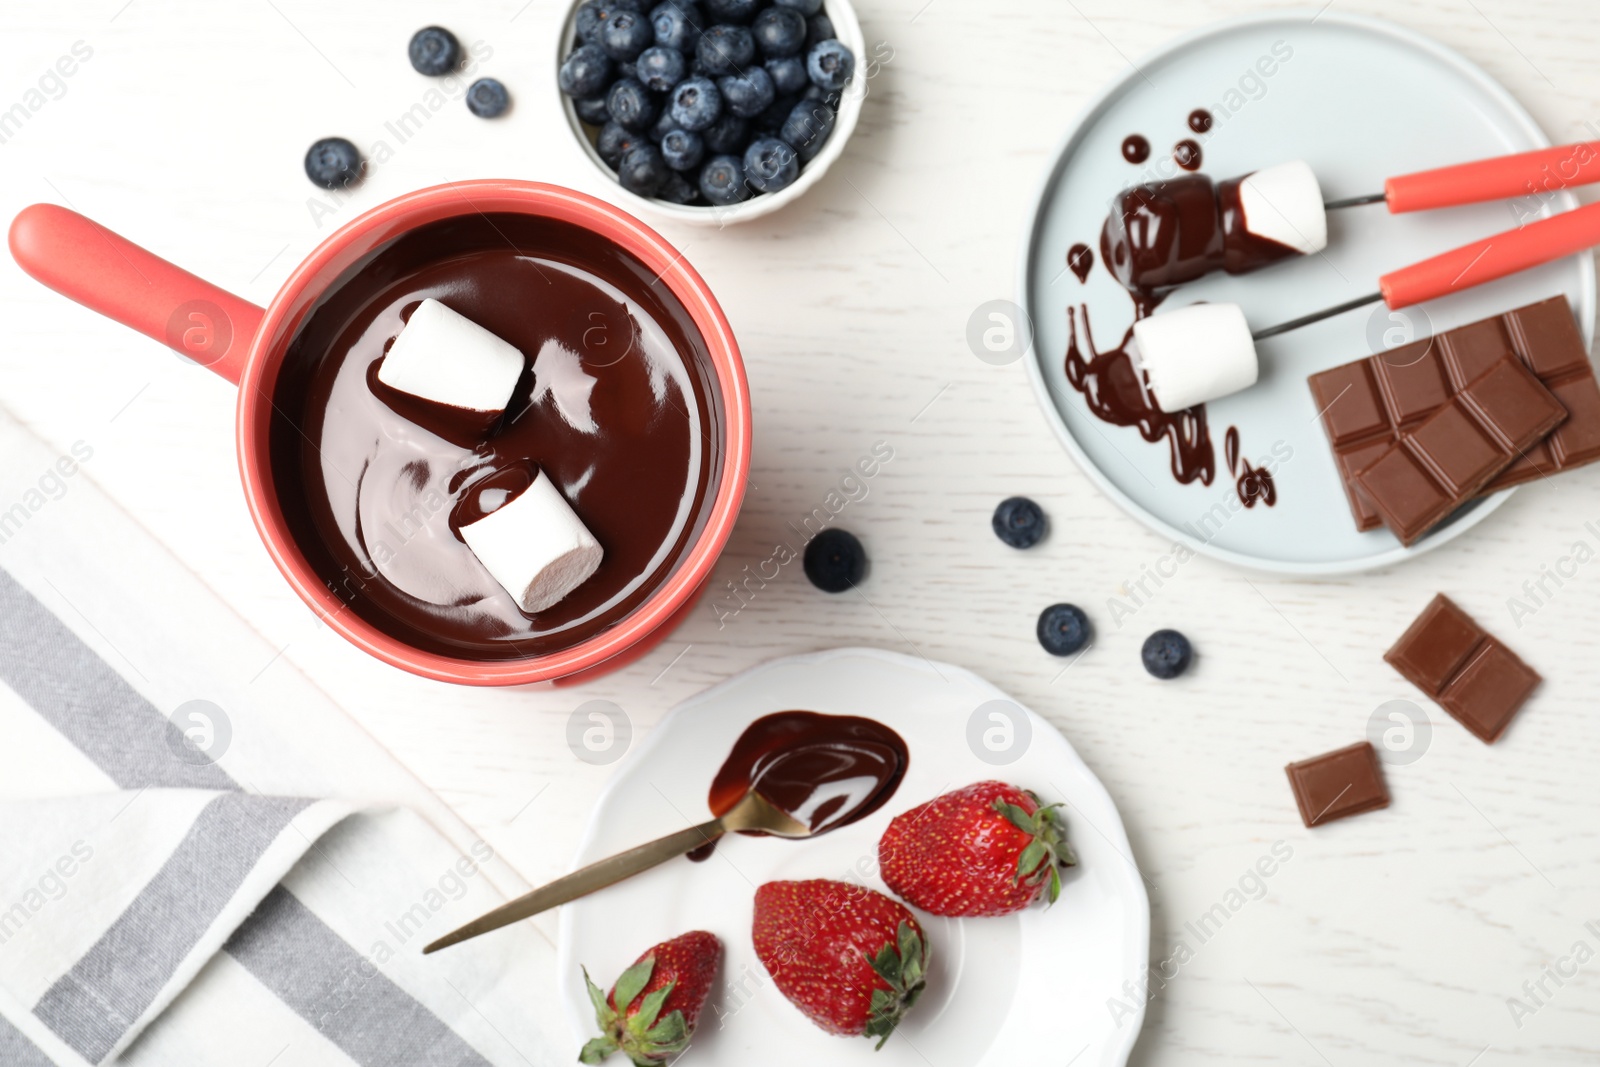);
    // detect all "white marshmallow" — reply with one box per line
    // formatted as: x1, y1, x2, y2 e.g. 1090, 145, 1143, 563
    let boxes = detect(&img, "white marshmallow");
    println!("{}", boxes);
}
1132, 303, 1258, 412
459, 470, 603, 614
378, 298, 525, 413
1237, 161, 1327, 256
